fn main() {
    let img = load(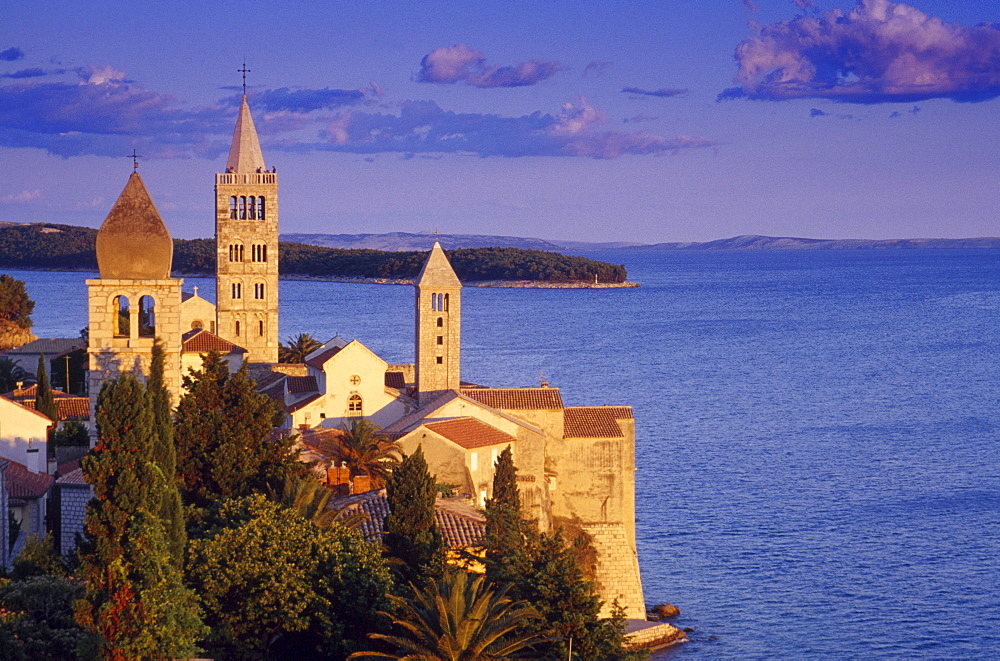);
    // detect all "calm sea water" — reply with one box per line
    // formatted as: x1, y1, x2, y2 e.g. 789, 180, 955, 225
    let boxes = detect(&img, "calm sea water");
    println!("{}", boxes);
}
9, 249, 1000, 659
